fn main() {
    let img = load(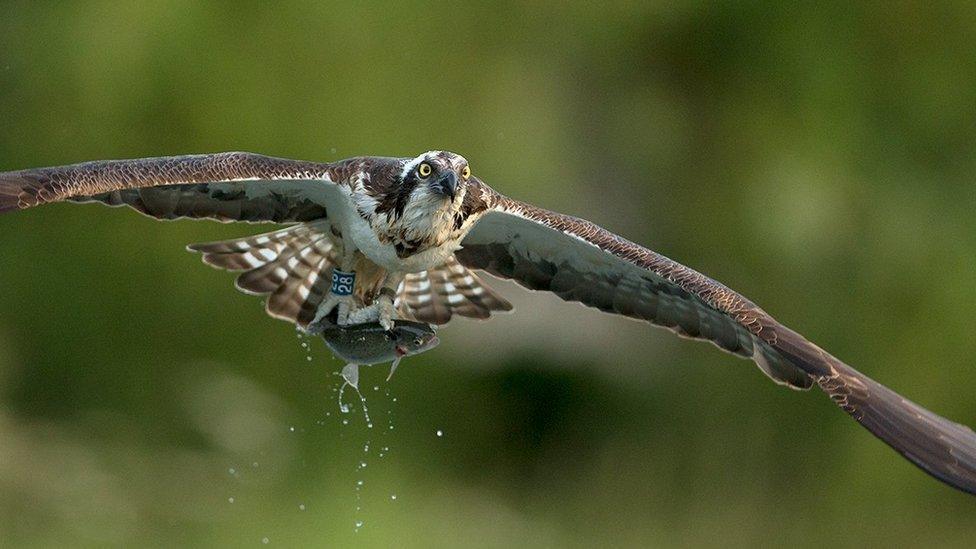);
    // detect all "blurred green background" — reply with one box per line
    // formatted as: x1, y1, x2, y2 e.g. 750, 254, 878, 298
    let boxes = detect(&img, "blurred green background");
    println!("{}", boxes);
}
1, 1, 975, 547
